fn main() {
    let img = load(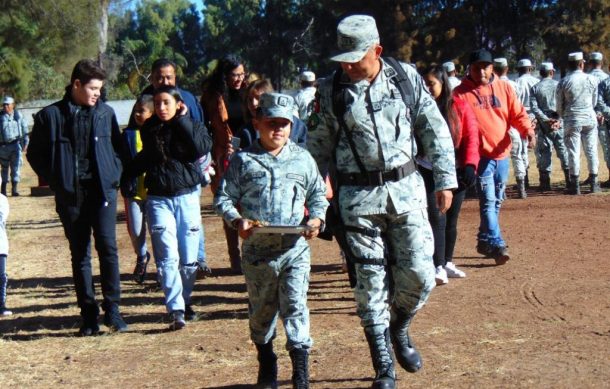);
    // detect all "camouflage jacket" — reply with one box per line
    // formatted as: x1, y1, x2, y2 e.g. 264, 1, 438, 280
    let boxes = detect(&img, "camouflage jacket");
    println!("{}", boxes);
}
557, 70, 598, 127
595, 76, 610, 122
531, 78, 561, 129
307, 58, 456, 216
